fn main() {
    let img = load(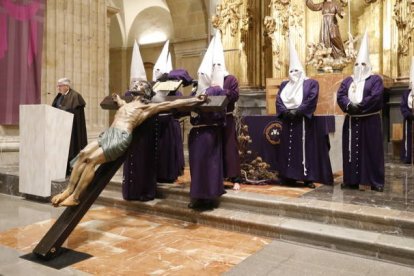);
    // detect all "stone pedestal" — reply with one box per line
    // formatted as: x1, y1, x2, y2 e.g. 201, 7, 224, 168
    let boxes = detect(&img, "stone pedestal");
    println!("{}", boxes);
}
19, 105, 73, 197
